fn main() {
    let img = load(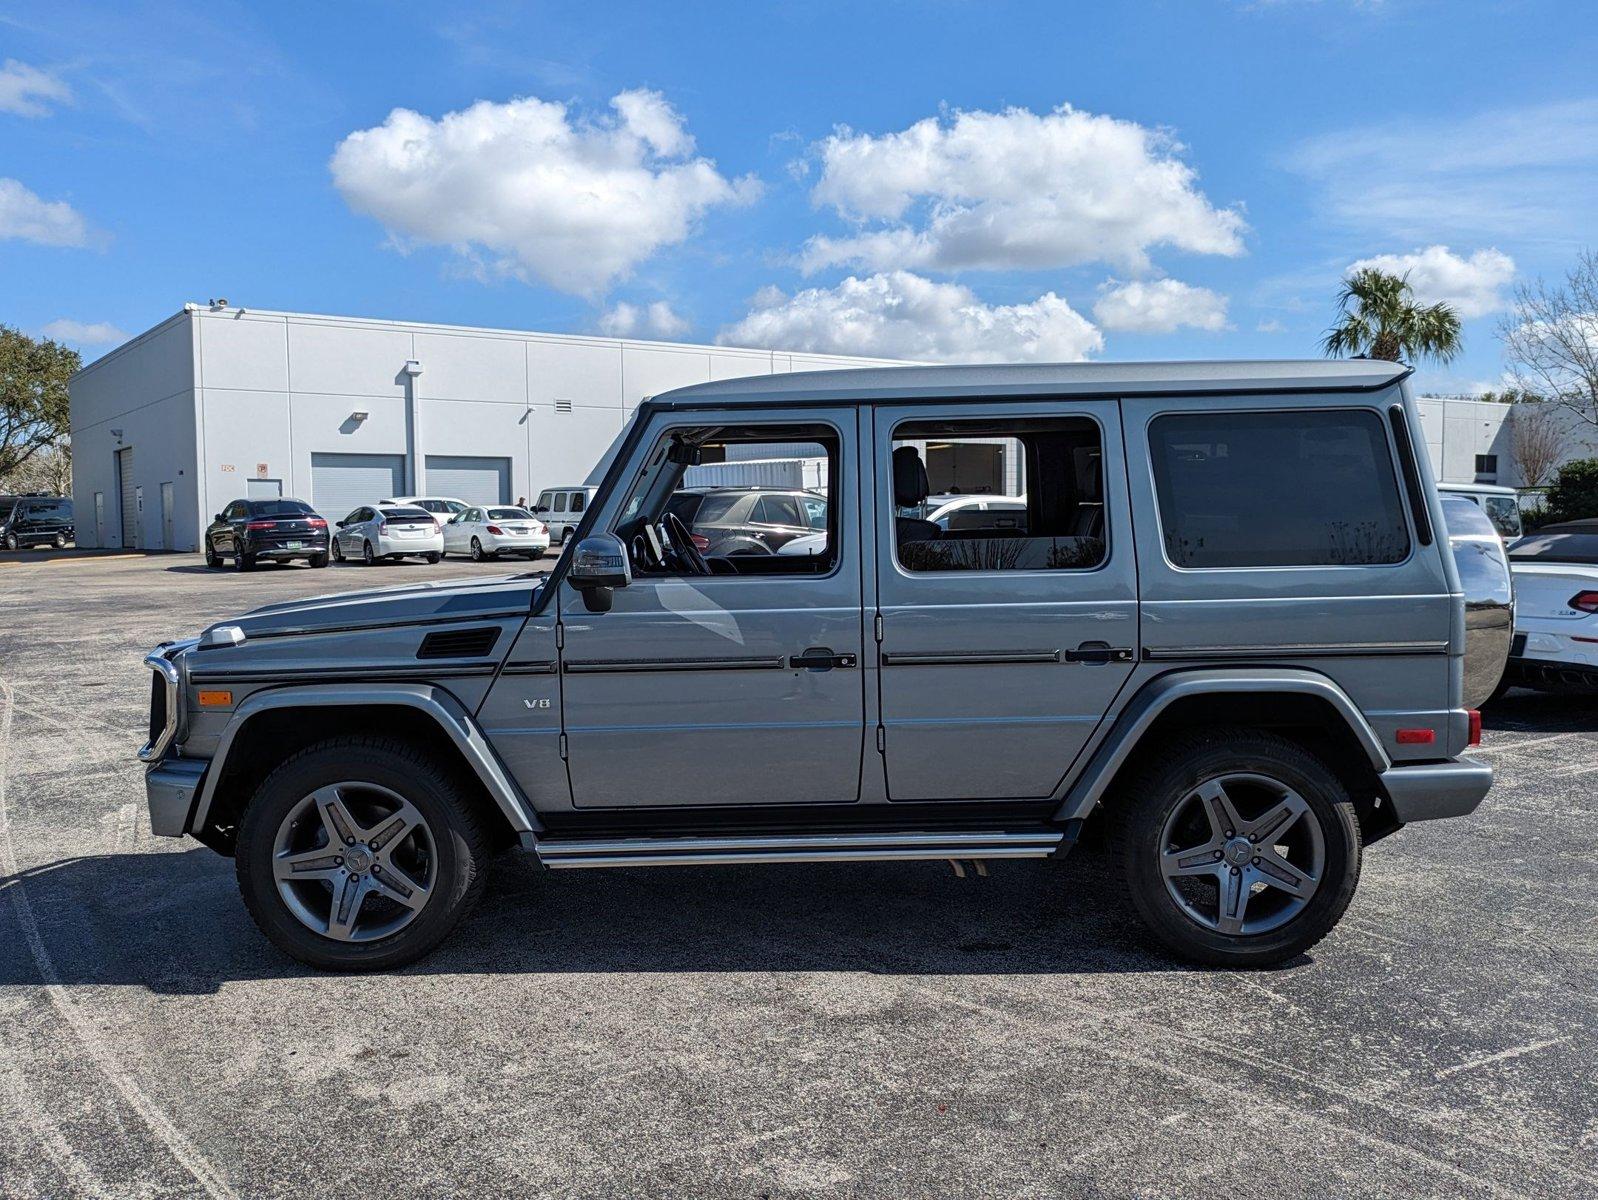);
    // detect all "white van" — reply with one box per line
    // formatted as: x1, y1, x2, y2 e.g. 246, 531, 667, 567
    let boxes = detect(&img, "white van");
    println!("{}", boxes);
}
1438, 482, 1523, 539
533, 486, 598, 544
